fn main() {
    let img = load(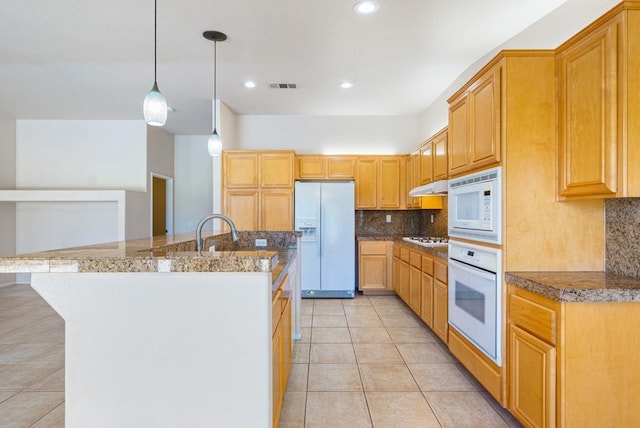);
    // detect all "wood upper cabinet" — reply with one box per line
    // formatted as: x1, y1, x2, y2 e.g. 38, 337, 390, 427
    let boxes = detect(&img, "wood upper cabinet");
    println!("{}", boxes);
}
379, 157, 402, 209
224, 152, 259, 188
261, 153, 295, 188
261, 190, 293, 230
223, 151, 295, 230
420, 142, 434, 185
432, 128, 448, 181
448, 63, 502, 176
358, 241, 392, 292
355, 156, 404, 210
556, 8, 640, 199
297, 155, 356, 179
